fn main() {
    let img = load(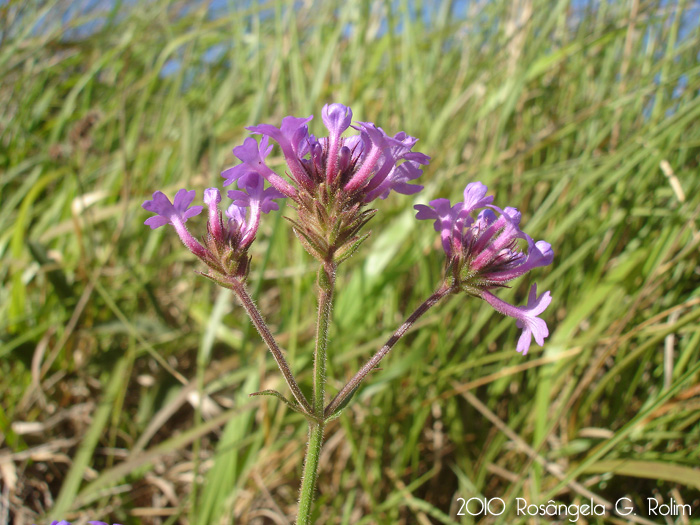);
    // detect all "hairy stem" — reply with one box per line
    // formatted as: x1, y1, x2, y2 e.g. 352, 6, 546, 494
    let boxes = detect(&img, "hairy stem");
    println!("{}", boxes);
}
297, 262, 336, 524
312, 263, 336, 415
228, 277, 311, 413
297, 421, 324, 525
325, 283, 454, 418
